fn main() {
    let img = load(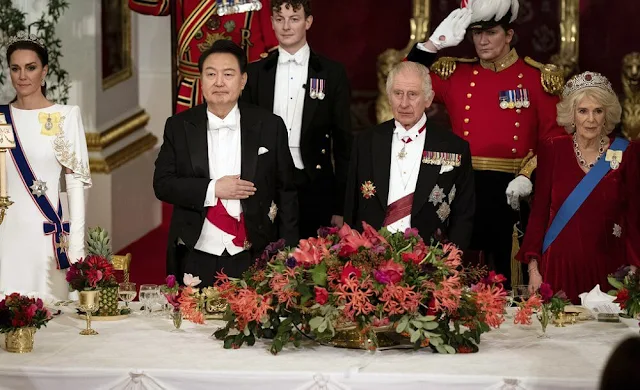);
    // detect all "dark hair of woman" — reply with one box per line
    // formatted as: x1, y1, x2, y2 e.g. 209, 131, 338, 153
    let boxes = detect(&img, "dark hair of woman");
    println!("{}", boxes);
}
600, 336, 640, 390
6, 40, 50, 99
